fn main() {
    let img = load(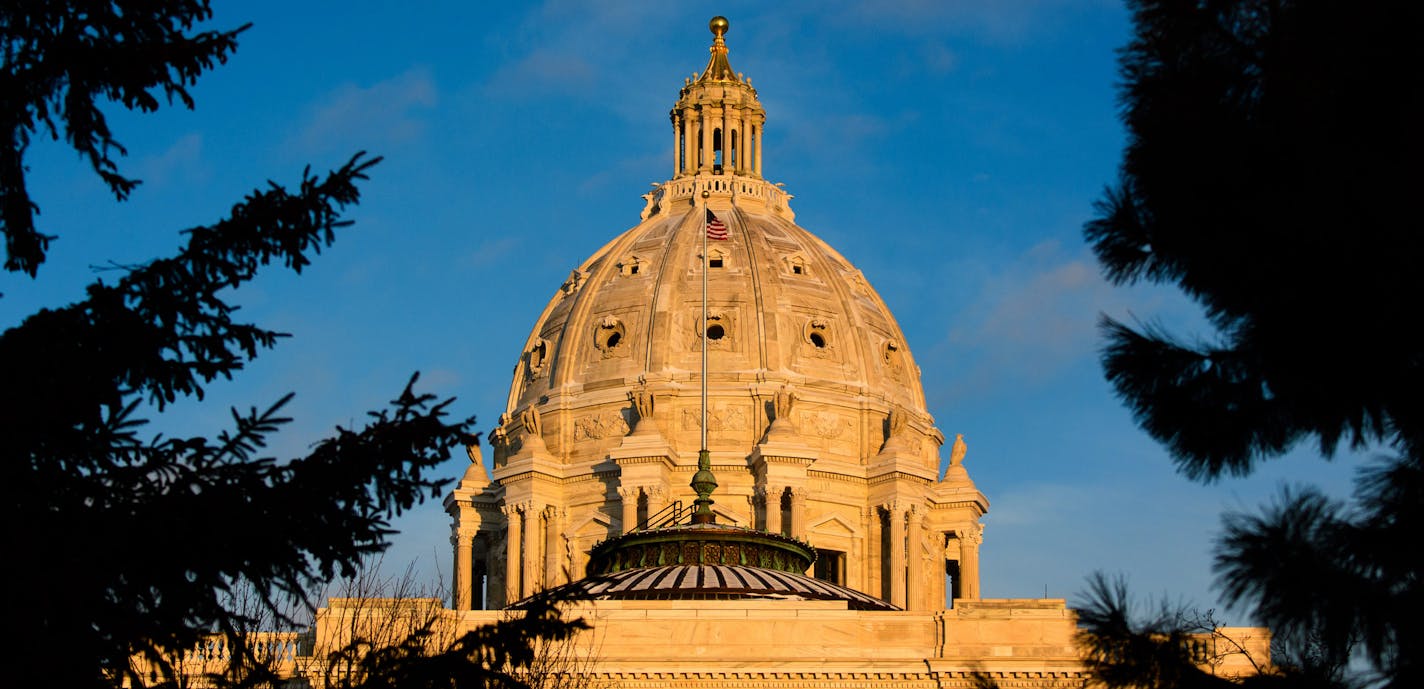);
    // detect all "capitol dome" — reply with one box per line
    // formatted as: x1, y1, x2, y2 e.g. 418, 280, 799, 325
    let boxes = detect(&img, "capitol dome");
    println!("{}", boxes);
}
448, 17, 988, 614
